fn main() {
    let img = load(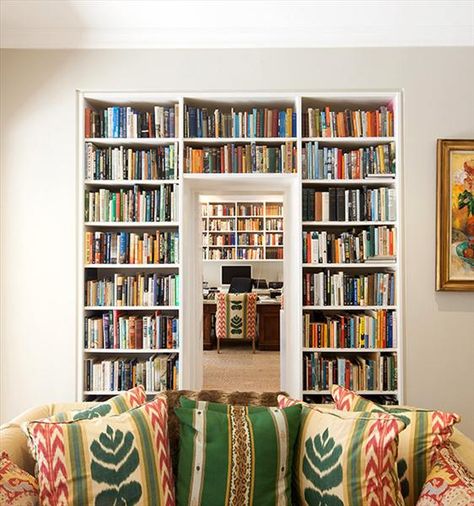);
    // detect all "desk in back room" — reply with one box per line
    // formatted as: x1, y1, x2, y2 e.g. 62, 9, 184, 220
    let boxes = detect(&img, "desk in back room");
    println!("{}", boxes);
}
203, 299, 281, 351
